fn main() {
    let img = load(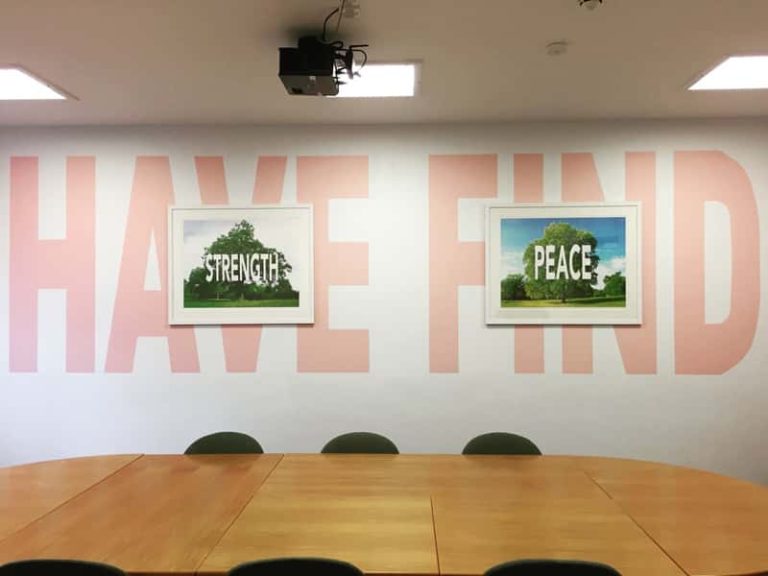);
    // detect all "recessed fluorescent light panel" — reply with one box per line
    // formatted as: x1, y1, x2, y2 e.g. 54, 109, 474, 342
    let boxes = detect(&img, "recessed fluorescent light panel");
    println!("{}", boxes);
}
690, 56, 768, 90
336, 63, 417, 97
0, 67, 67, 100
